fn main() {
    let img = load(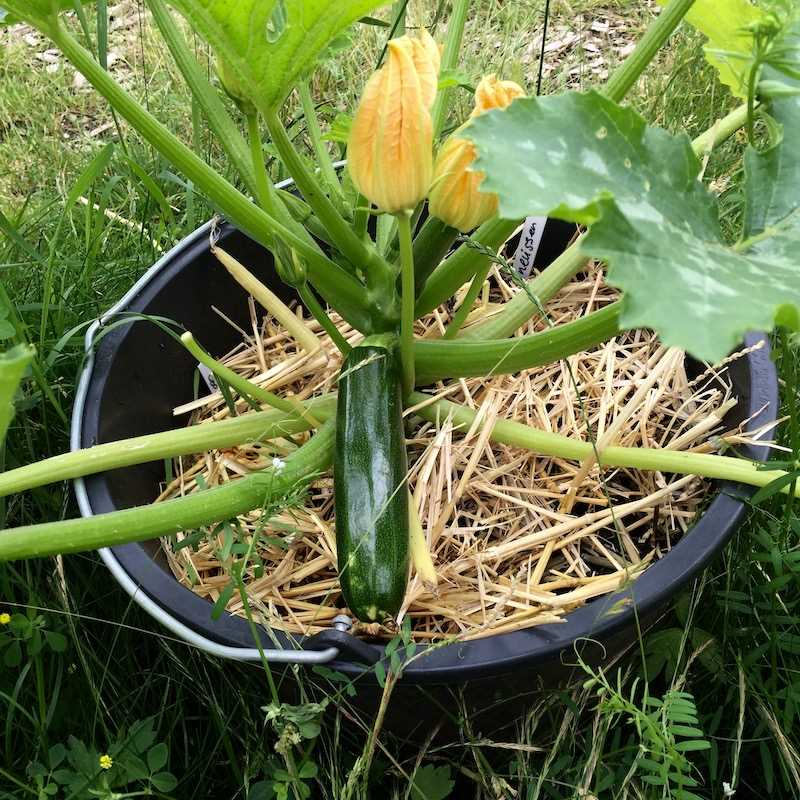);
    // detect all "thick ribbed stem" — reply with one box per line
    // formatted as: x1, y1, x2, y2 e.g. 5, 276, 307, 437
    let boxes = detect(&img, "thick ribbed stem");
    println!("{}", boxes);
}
0, 421, 336, 561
